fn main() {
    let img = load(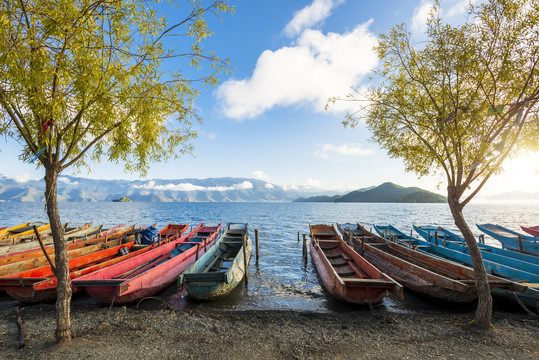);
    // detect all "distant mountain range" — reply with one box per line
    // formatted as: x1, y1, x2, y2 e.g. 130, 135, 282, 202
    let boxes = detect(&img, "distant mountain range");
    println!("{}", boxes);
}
0, 174, 328, 202
294, 182, 446, 203
0, 175, 465, 203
